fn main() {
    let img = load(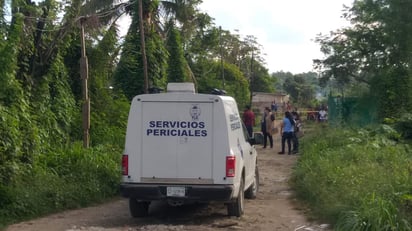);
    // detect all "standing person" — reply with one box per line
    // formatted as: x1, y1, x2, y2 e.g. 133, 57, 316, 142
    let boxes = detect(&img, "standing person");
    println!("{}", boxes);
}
286, 101, 291, 112
291, 111, 301, 154
319, 107, 327, 122
278, 111, 295, 155
271, 100, 278, 113
243, 105, 255, 137
261, 107, 275, 148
